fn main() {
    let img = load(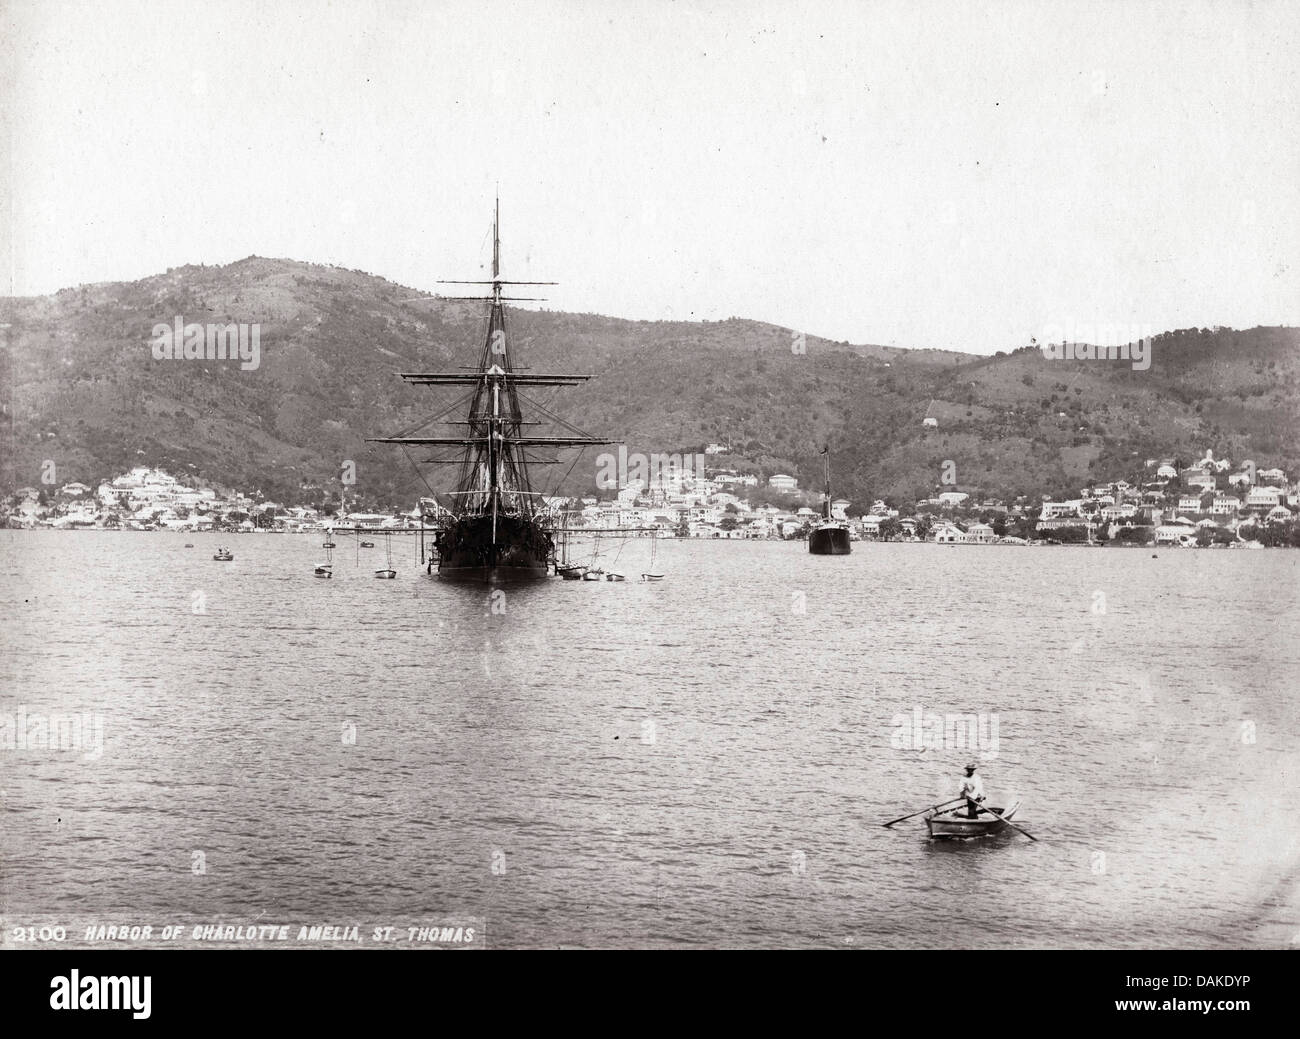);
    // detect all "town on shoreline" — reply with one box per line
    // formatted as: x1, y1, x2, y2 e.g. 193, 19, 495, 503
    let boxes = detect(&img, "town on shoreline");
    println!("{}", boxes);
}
6, 449, 1298, 549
